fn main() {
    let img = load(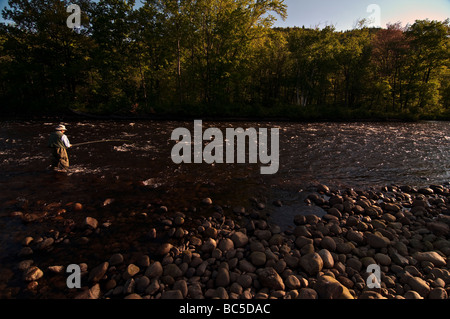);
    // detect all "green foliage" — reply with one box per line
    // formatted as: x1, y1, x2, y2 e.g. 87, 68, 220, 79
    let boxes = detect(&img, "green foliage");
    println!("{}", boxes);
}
0, 1, 449, 120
